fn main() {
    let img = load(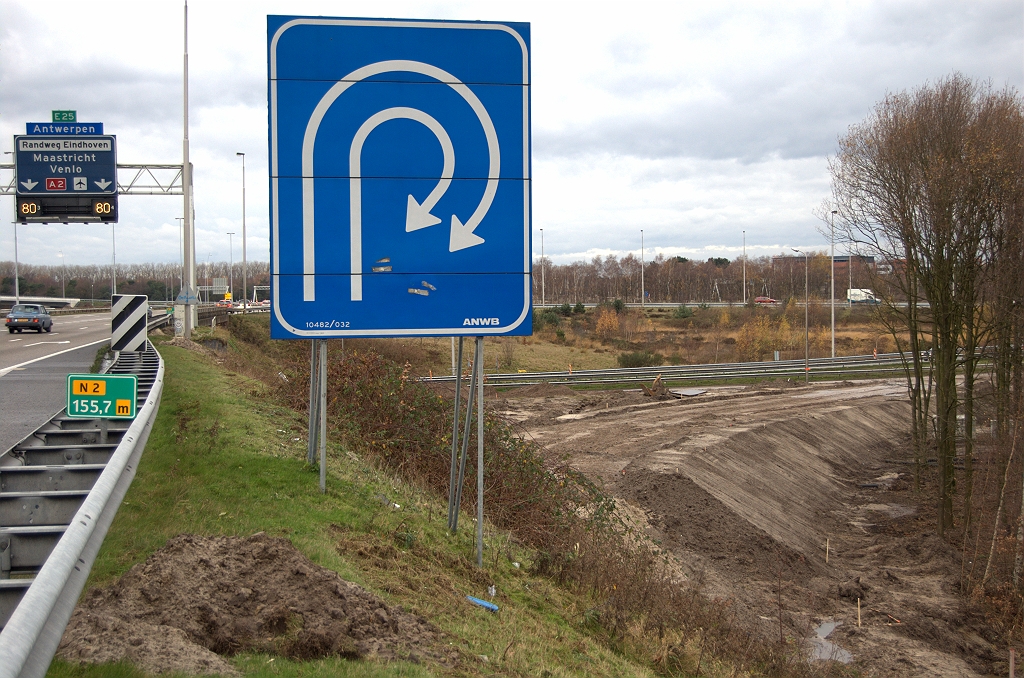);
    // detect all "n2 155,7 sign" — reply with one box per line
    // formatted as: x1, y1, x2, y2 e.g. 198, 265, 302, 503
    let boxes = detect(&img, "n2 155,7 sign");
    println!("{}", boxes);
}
66, 374, 137, 419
